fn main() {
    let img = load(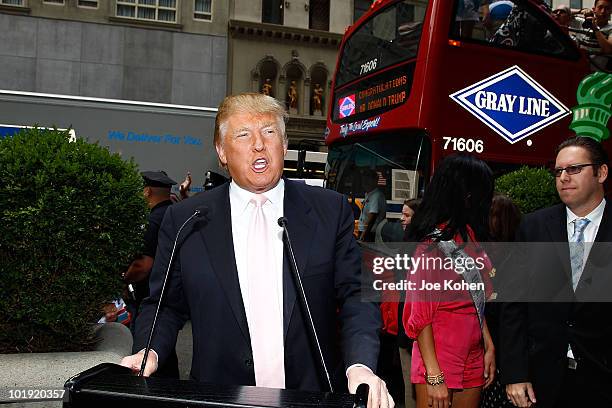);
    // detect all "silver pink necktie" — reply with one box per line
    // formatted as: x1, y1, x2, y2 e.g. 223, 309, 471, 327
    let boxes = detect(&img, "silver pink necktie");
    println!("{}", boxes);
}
246, 194, 285, 388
